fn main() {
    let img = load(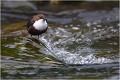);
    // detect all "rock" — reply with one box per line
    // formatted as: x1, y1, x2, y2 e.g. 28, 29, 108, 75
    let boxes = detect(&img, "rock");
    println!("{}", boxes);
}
2, 1, 37, 10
